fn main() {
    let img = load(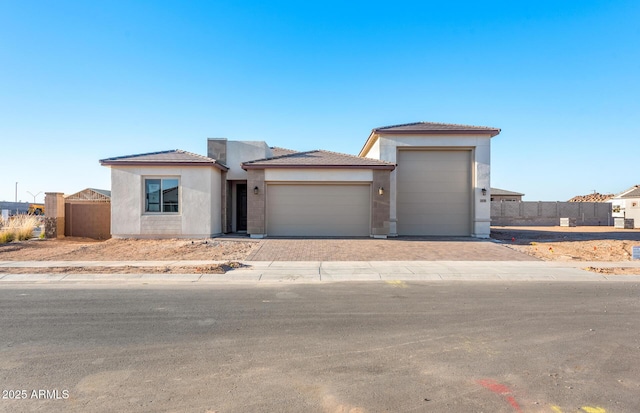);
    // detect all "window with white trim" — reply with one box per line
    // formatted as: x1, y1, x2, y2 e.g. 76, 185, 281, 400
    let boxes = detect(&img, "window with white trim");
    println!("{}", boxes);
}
145, 178, 179, 213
